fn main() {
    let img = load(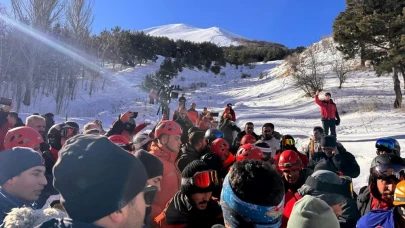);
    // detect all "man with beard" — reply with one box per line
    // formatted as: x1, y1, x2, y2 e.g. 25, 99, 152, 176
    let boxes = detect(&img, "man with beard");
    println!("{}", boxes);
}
231, 122, 259, 153
26, 115, 48, 152
357, 154, 405, 216
37, 135, 154, 228
0, 148, 47, 223
177, 131, 208, 172
306, 126, 324, 159
154, 160, 223, 228
259, 123, 282, 153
